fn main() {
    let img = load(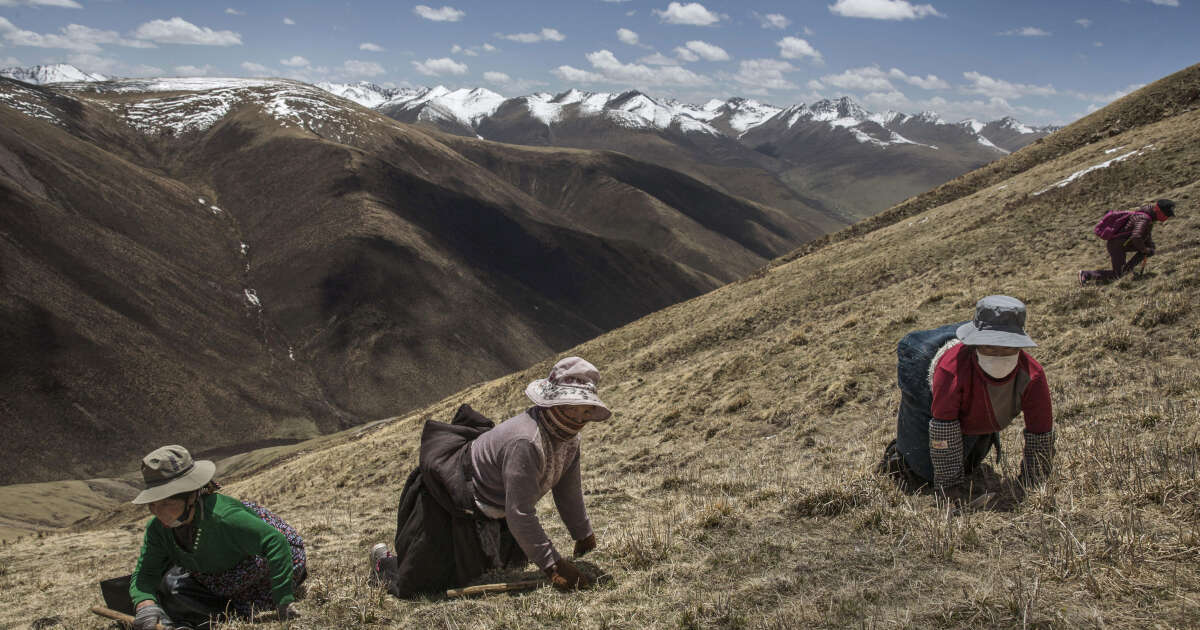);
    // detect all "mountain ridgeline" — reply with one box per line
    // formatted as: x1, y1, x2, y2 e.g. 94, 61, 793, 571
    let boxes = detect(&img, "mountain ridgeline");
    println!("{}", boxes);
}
0, 75, 837, 483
